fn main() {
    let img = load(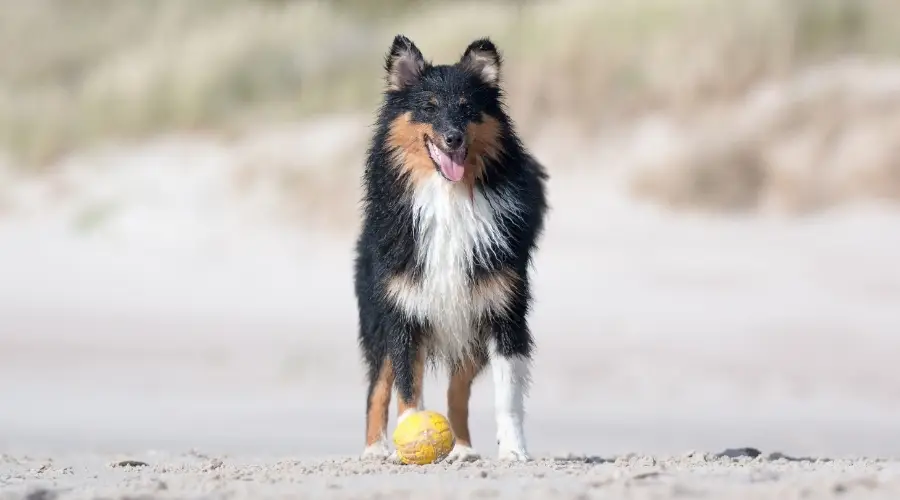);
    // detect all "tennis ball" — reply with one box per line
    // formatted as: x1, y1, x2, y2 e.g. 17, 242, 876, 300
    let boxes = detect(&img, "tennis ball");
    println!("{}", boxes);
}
392, 410, 455, 465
